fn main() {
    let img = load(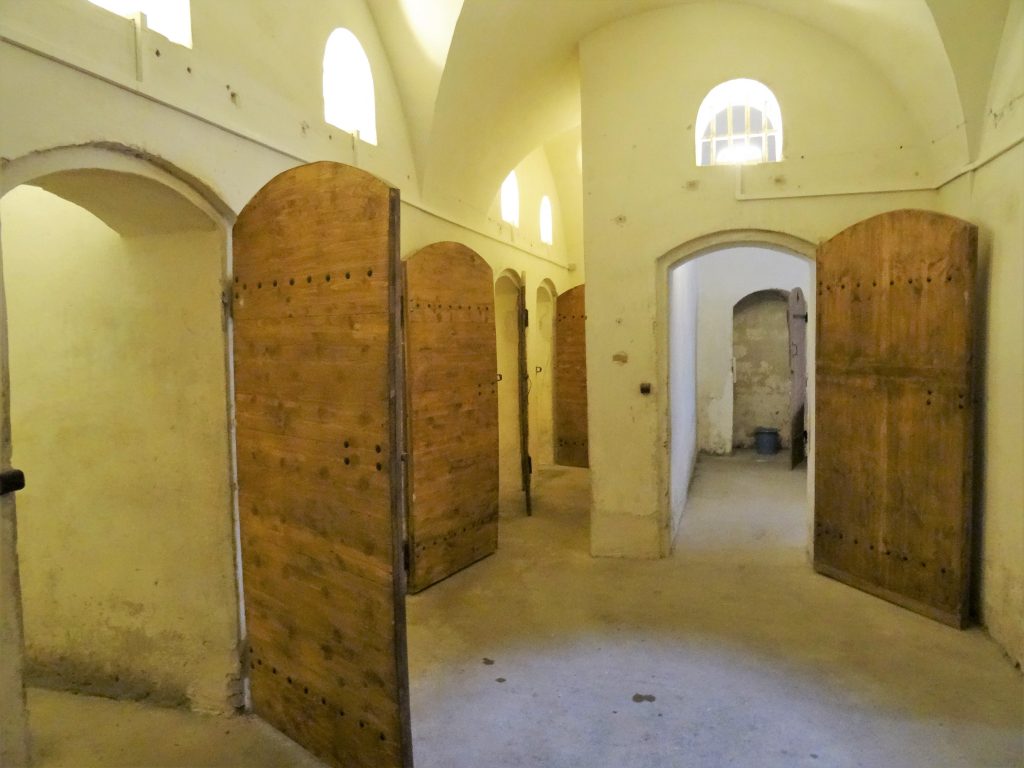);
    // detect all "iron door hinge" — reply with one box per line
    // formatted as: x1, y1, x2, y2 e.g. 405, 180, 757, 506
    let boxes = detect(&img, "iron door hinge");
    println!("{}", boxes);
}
0, 469, 26, 496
